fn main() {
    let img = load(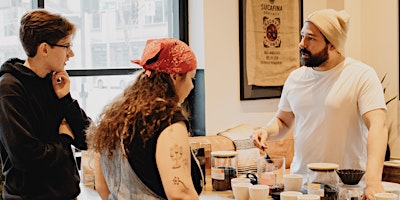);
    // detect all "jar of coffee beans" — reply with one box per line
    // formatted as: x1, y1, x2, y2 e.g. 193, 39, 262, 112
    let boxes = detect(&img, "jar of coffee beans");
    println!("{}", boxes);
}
307, 163, 340, 200
211, 151, 238, 191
